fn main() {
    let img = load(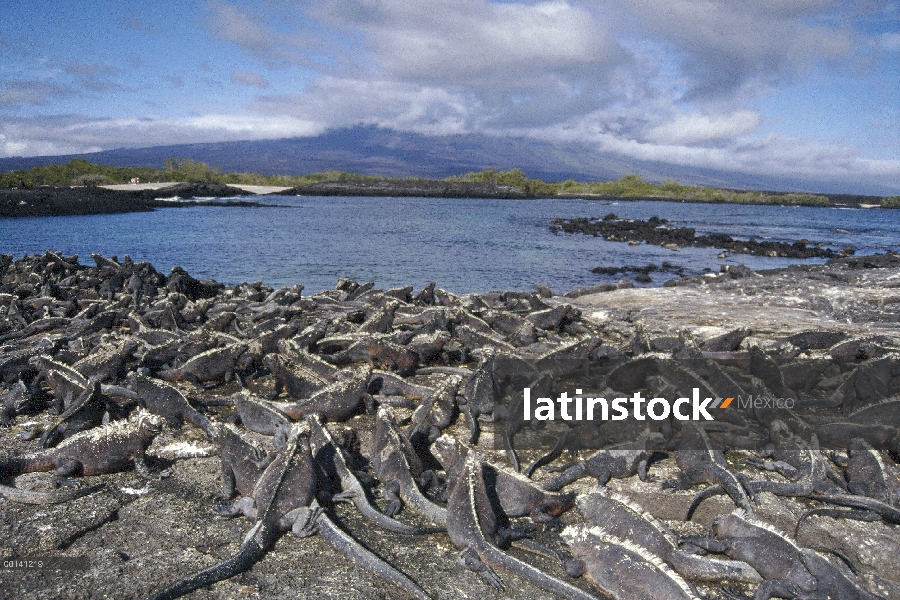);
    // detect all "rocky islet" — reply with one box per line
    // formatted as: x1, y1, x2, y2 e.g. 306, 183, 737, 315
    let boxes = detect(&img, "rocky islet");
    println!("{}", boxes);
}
550, 213, 856, 259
